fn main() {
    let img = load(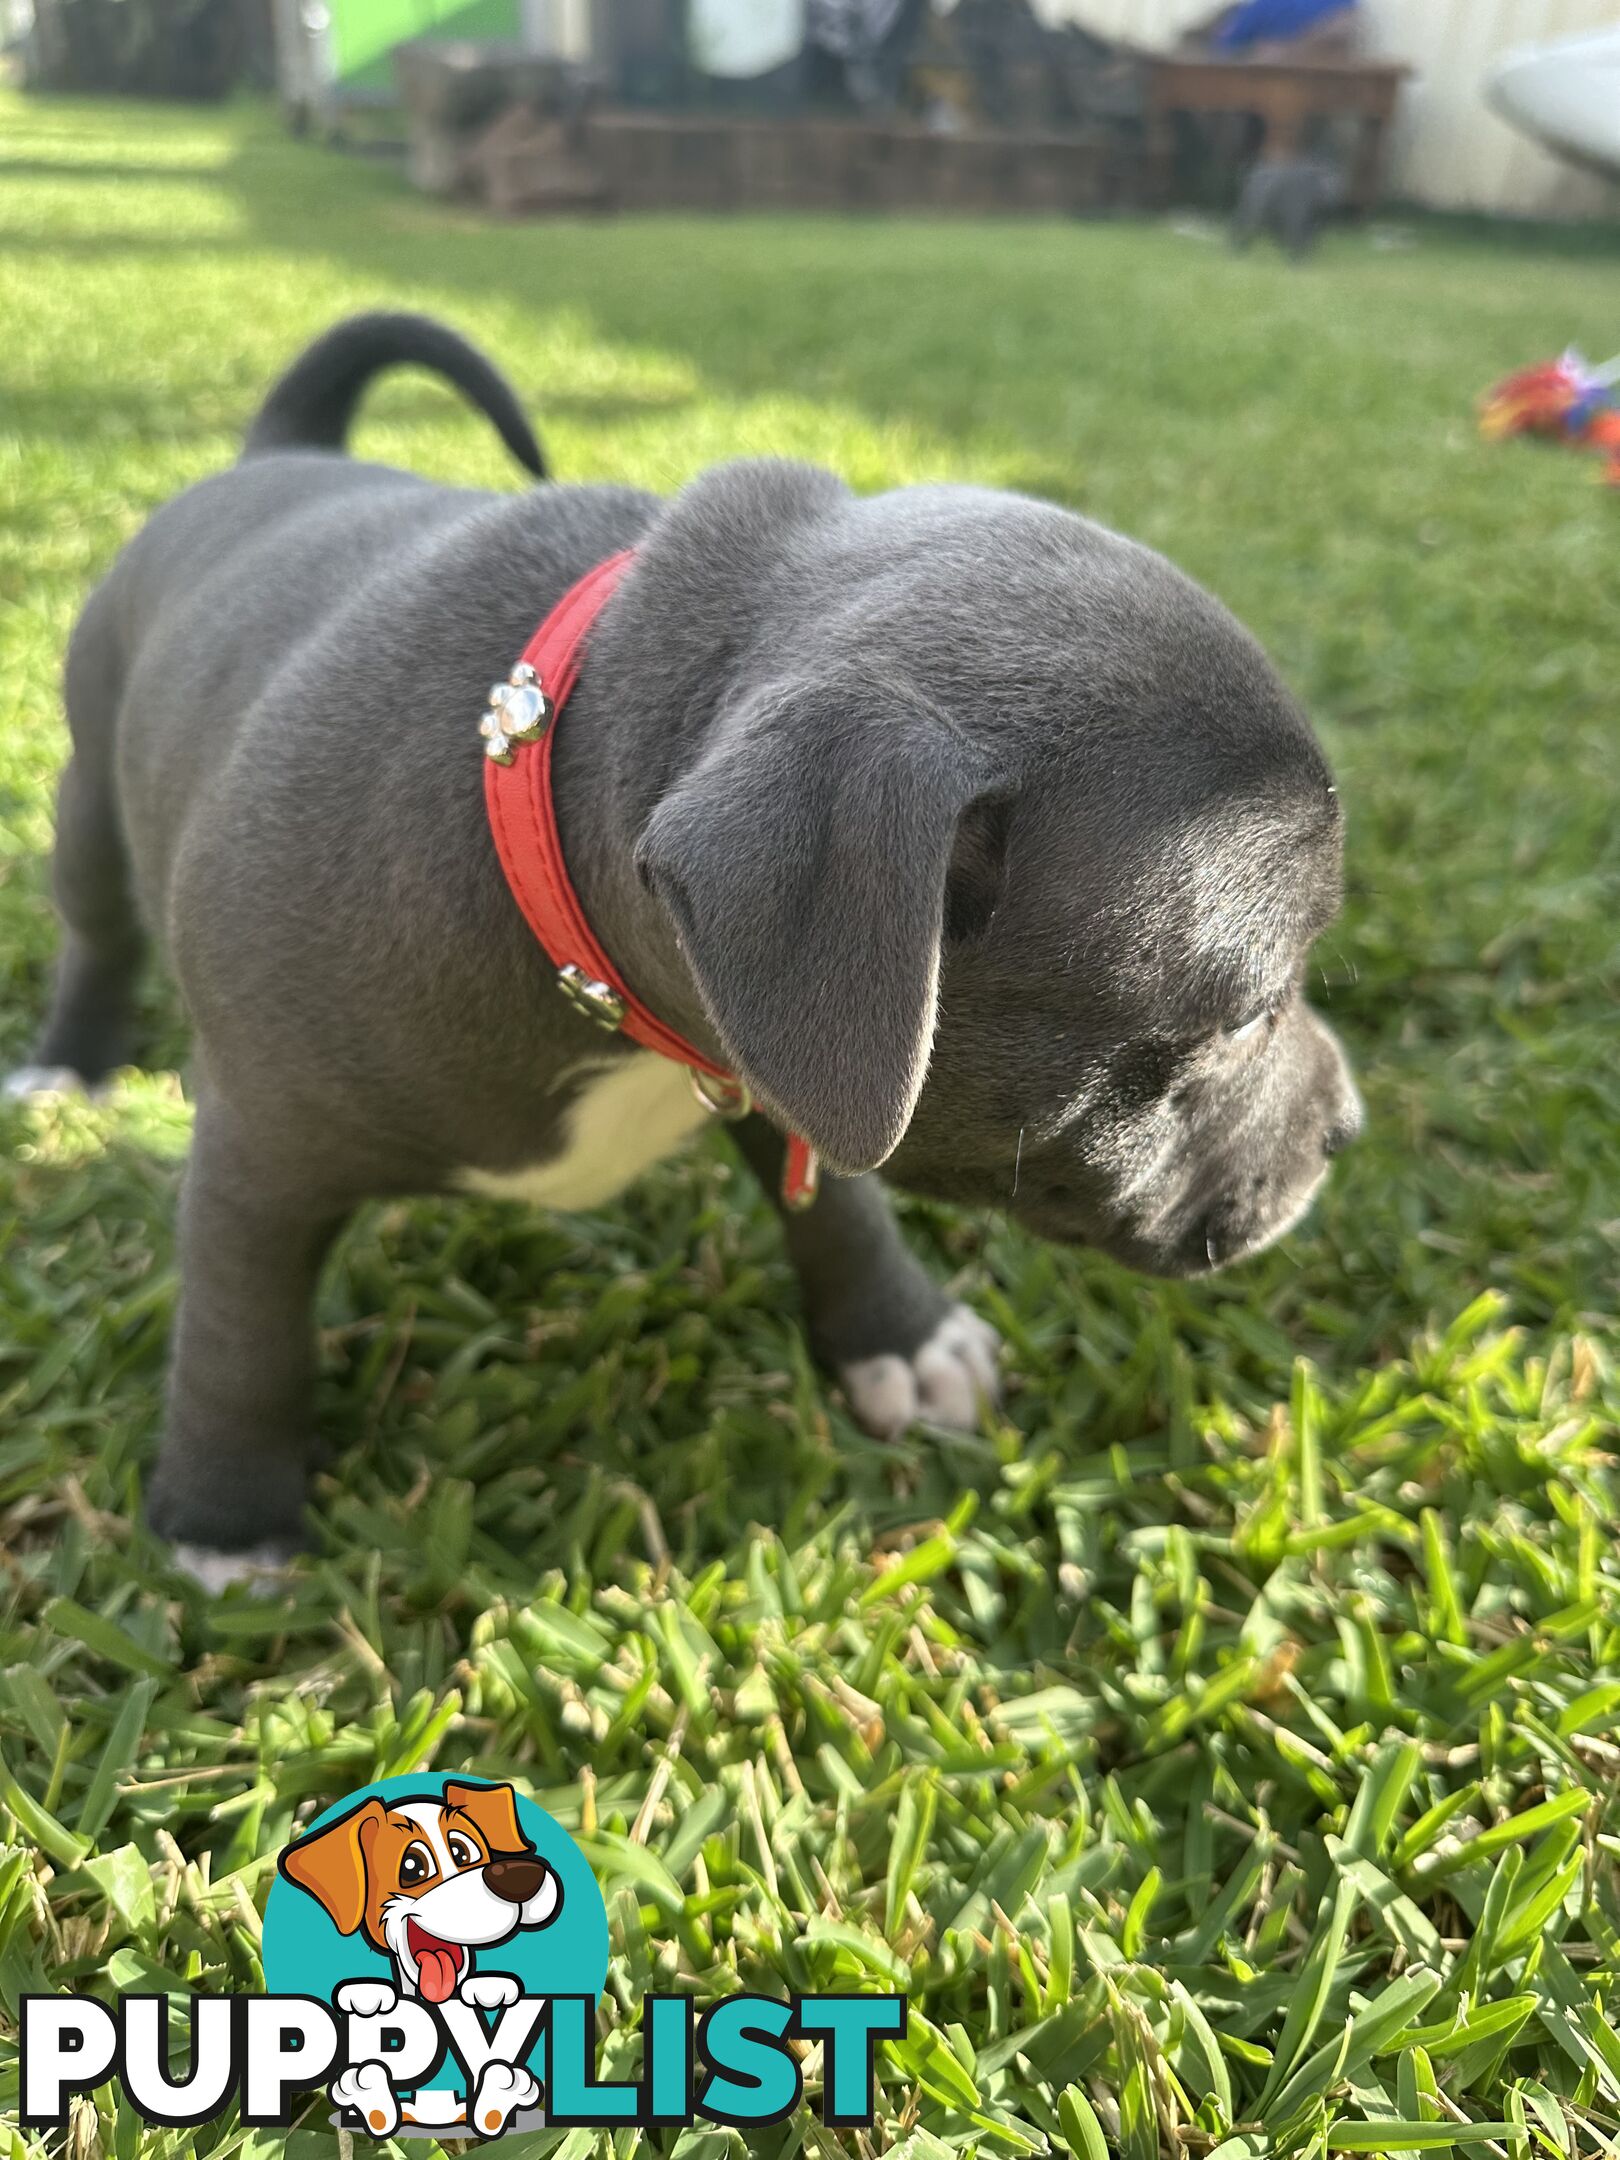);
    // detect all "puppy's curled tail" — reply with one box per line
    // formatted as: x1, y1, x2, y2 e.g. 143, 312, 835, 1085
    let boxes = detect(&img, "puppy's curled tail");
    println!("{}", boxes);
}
241, 311, 547, 478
